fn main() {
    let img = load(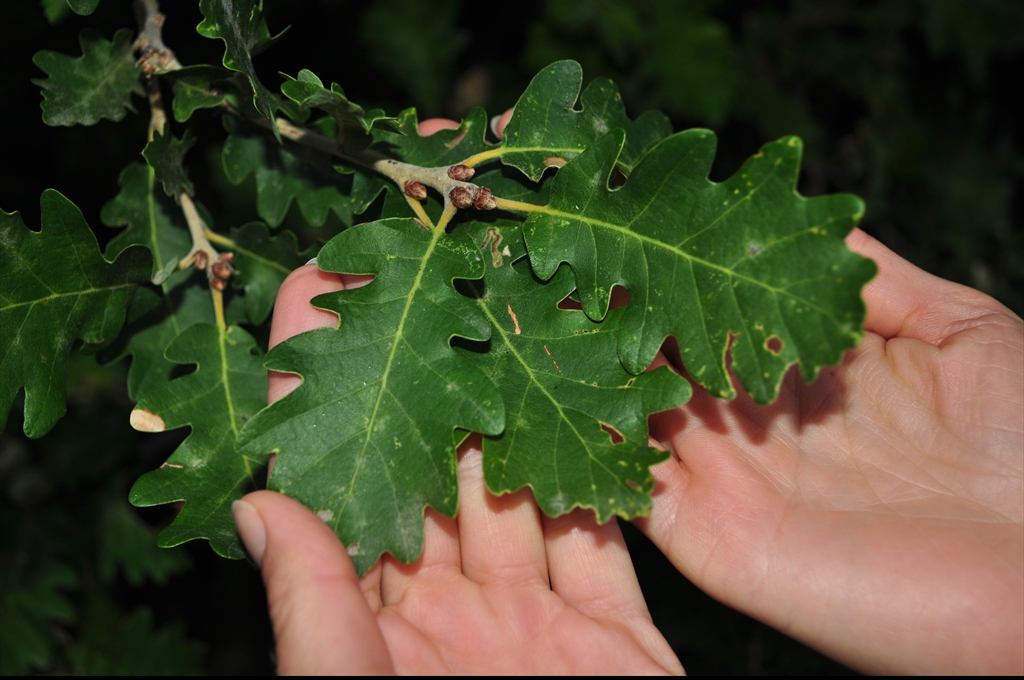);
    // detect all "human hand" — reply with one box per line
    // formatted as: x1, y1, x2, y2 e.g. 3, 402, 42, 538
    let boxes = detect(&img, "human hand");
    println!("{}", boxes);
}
636, 229, 1024, 674
231, 113, 682, 675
